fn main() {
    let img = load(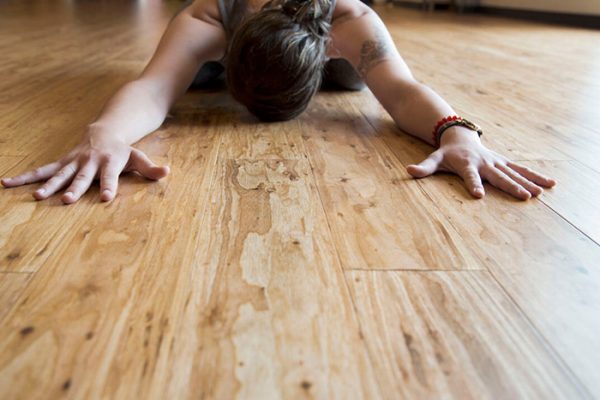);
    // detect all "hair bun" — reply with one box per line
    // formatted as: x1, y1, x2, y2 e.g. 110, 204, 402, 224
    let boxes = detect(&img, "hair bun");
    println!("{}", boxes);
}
261, 0, 331, 36
282, 0, 313, 19
272, 0, 328, 23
